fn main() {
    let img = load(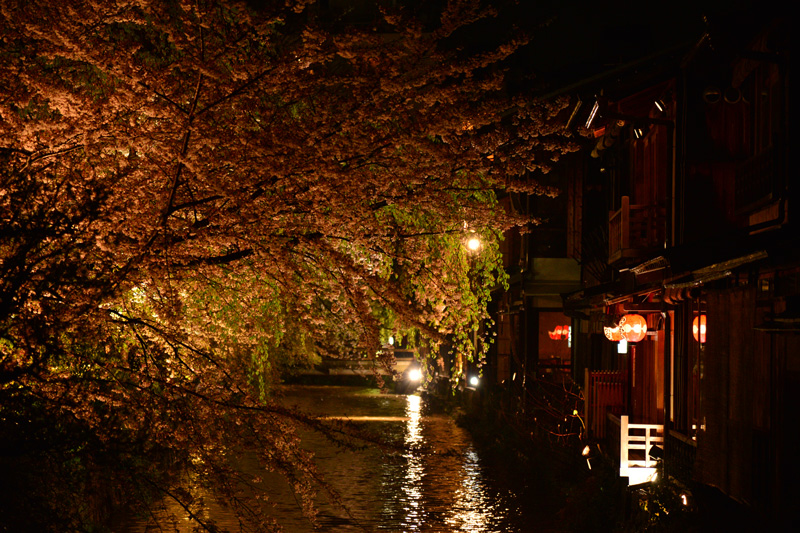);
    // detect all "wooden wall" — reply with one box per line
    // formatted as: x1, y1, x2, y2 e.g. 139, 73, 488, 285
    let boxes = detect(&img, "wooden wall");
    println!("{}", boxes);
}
695, 286, 779, 510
